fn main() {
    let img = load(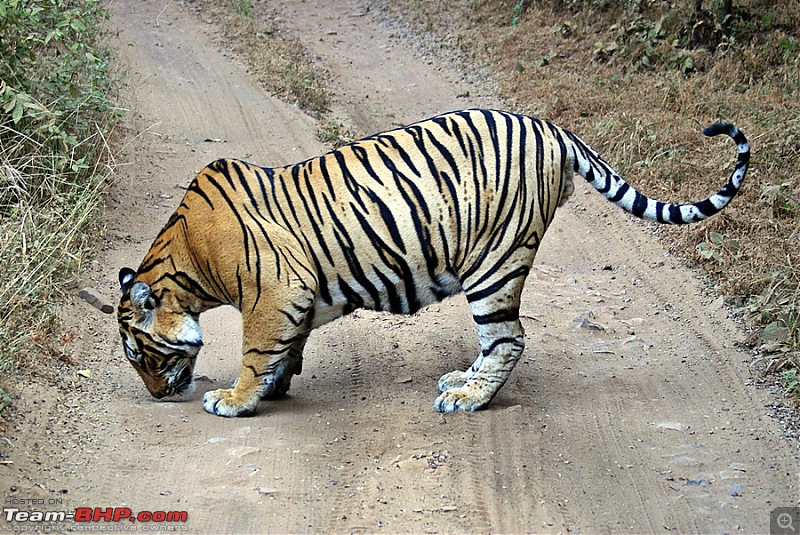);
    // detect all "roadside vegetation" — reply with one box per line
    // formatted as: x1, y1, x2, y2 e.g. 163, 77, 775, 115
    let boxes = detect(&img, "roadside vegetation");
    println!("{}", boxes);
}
372, 0, 800, 398
0, 0, 118, 417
